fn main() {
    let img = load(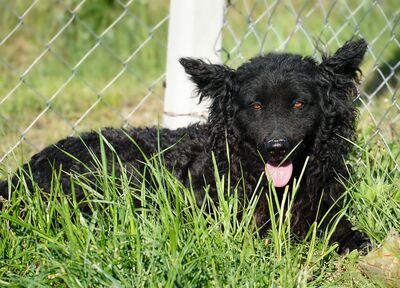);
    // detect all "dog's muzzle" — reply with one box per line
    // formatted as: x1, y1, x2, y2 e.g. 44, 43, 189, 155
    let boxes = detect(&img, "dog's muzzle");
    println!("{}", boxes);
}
265, 138, 289, 163
263, 138, 293, 188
